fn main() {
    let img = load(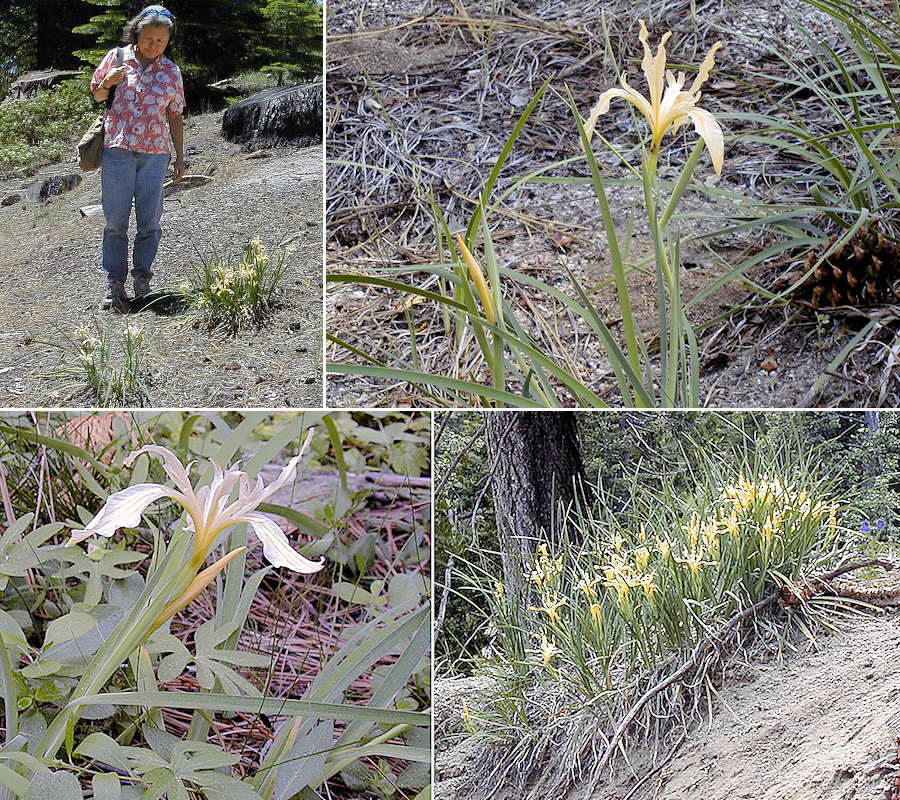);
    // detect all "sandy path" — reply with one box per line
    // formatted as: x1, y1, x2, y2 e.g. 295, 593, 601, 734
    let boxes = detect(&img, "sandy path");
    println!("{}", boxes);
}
600, 613, 900, 800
